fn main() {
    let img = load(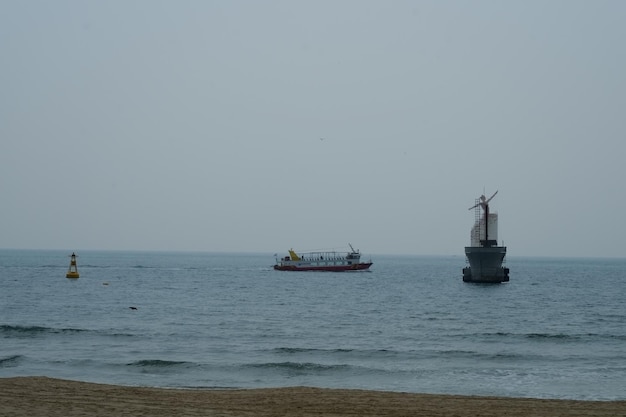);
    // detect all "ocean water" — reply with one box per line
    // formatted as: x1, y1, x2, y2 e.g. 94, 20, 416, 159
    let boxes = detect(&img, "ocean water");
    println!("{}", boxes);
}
1, 249, 625, 400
